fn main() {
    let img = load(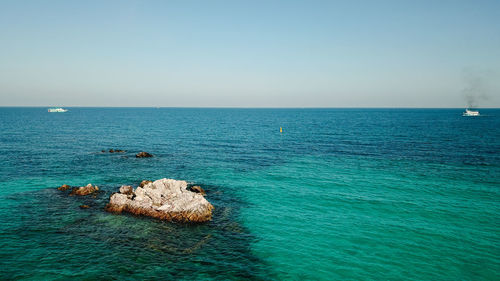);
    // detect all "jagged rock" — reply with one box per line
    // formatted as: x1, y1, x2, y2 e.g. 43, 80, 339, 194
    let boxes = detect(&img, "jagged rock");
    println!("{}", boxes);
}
70, 184, 99, 196
139, 180, 152, 187
136, 152, 153, 158
190, 186, 206, 196
79, 205, 90, 209
119, 185, 133, 198
58, 184, 71, 191
106, 178, 214, 223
